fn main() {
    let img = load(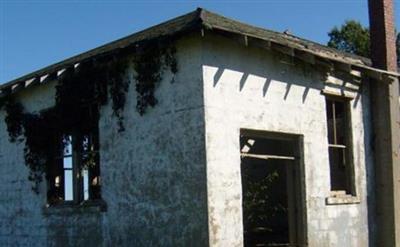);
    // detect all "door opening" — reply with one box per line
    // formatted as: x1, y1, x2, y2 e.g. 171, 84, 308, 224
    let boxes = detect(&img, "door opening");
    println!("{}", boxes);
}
240, 130, 305, 247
